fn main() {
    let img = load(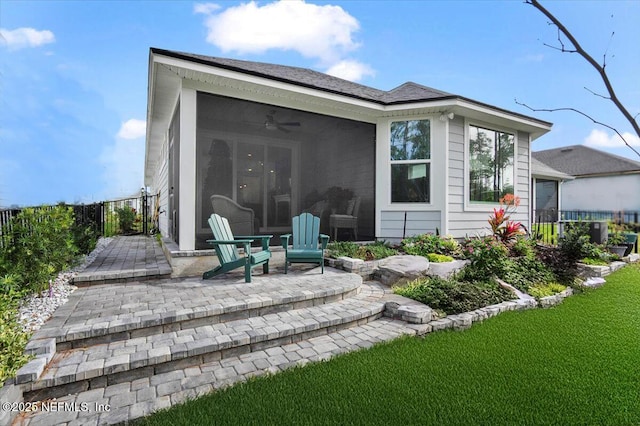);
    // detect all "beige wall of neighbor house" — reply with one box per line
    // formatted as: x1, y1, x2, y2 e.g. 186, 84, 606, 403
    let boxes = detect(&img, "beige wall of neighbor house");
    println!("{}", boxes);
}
561, 174, 640, 212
